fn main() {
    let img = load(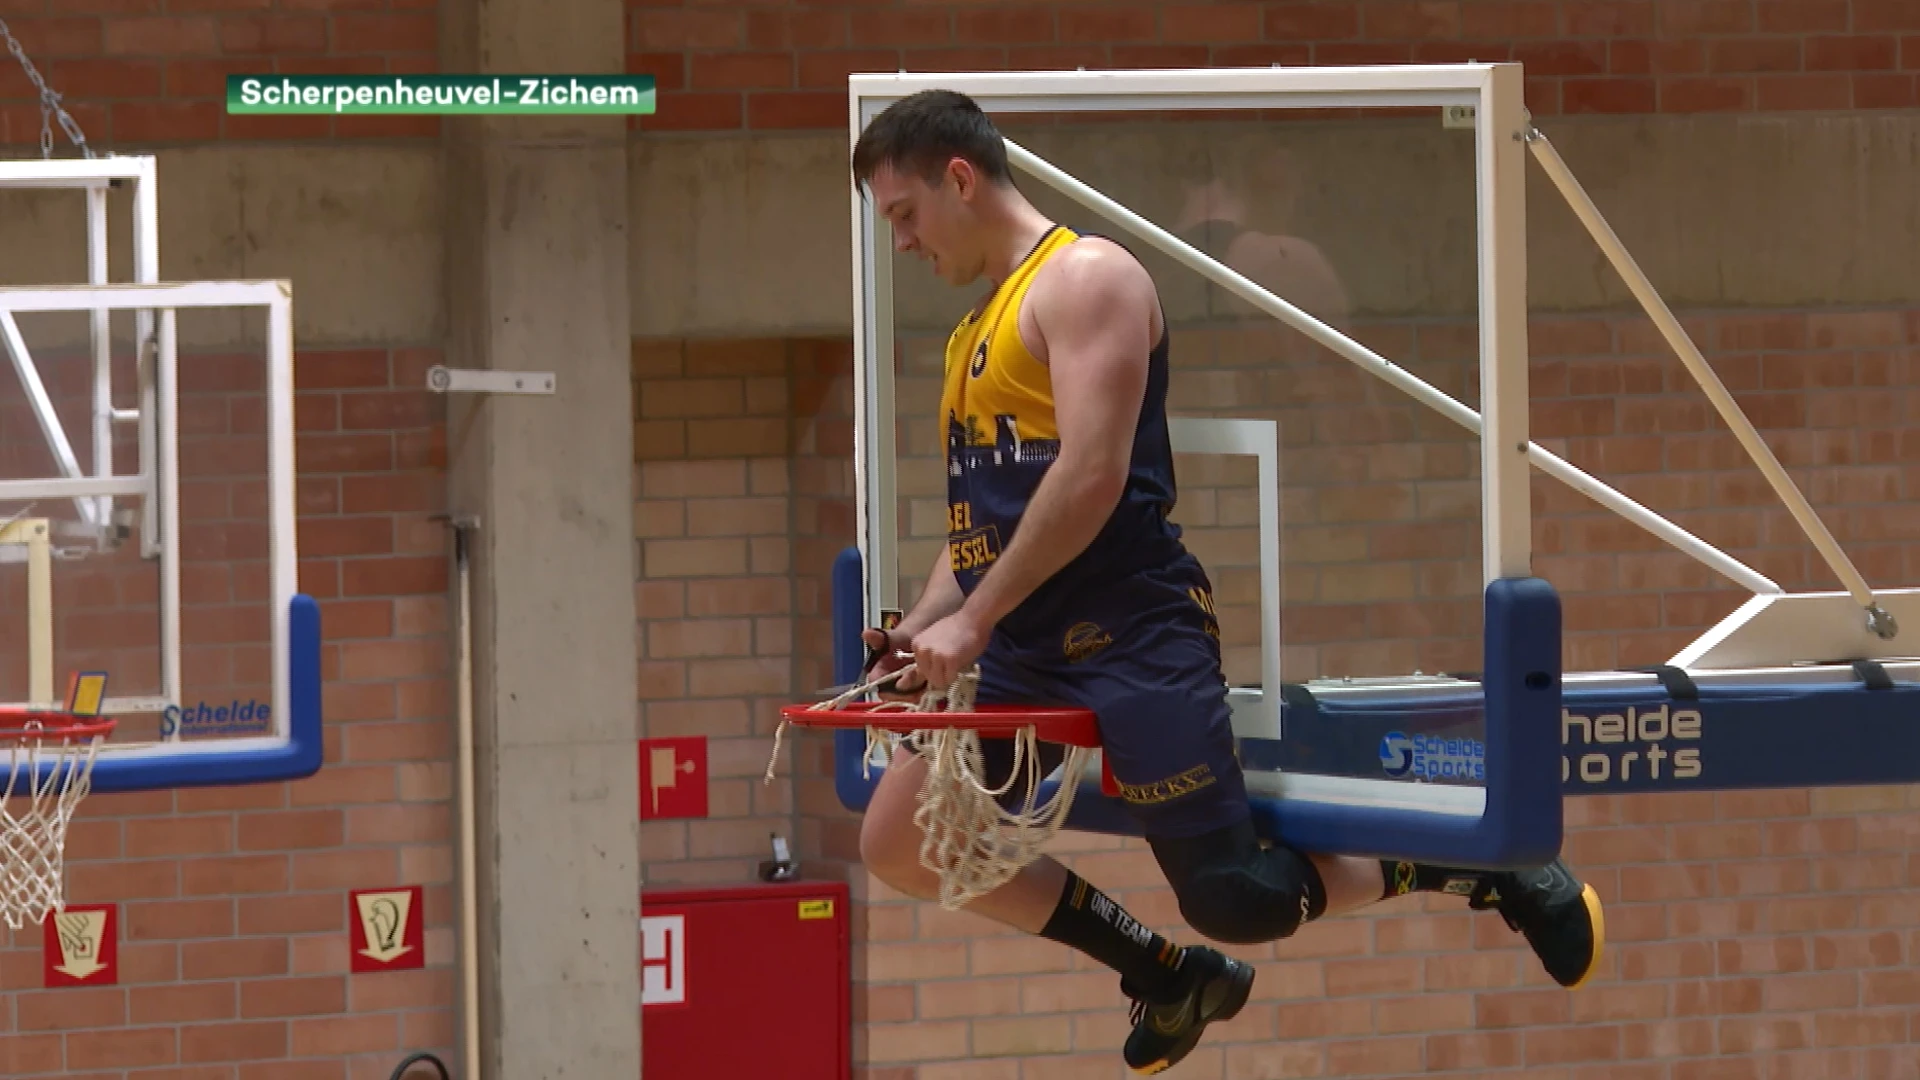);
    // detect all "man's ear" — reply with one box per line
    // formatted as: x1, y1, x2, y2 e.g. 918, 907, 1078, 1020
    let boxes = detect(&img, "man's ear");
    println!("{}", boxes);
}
945, 157, 977, 201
